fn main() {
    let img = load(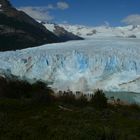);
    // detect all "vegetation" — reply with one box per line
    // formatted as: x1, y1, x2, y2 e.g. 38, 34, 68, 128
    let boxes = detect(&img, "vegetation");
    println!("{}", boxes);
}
0, 77, 54, 103
90, 89, 108, 109
0, 77, 140, 140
